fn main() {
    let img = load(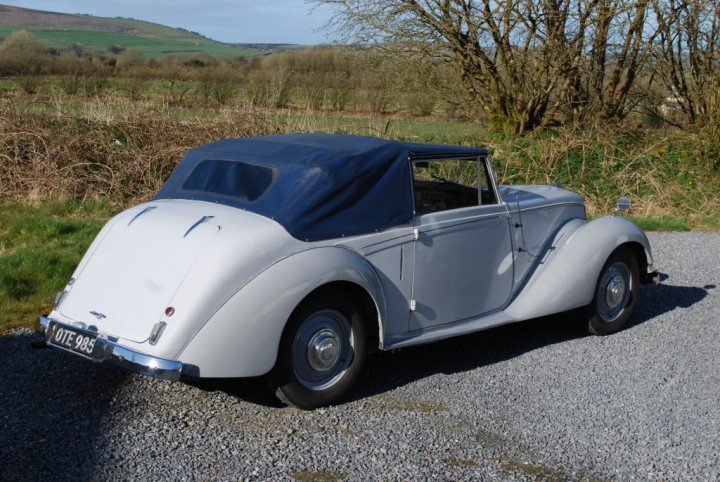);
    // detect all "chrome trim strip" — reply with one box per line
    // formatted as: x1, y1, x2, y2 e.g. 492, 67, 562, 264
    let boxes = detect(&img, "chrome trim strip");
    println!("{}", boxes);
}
505, 201, 585, 215
484, 153, 503, 204
415, 206, 512, 235
37, 316, 183, 381
383, 308, 513, 350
